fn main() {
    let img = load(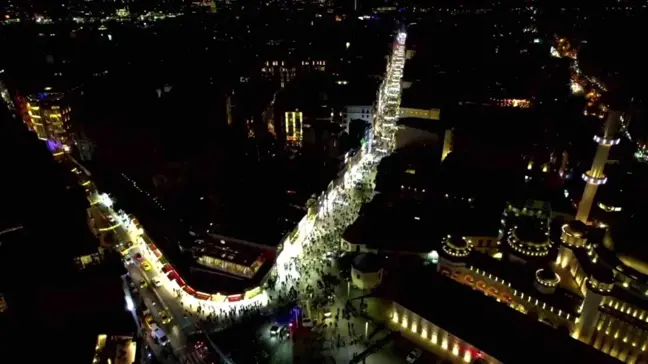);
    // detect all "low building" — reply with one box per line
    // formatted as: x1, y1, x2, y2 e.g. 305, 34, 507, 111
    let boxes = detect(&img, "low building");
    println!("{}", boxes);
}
341, 194, 502, 259
344, 105, 373, 133
351, 253, 383, 290
395, 117, 441, 151
92, 333, 138, 364
373, 266, 618, 364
